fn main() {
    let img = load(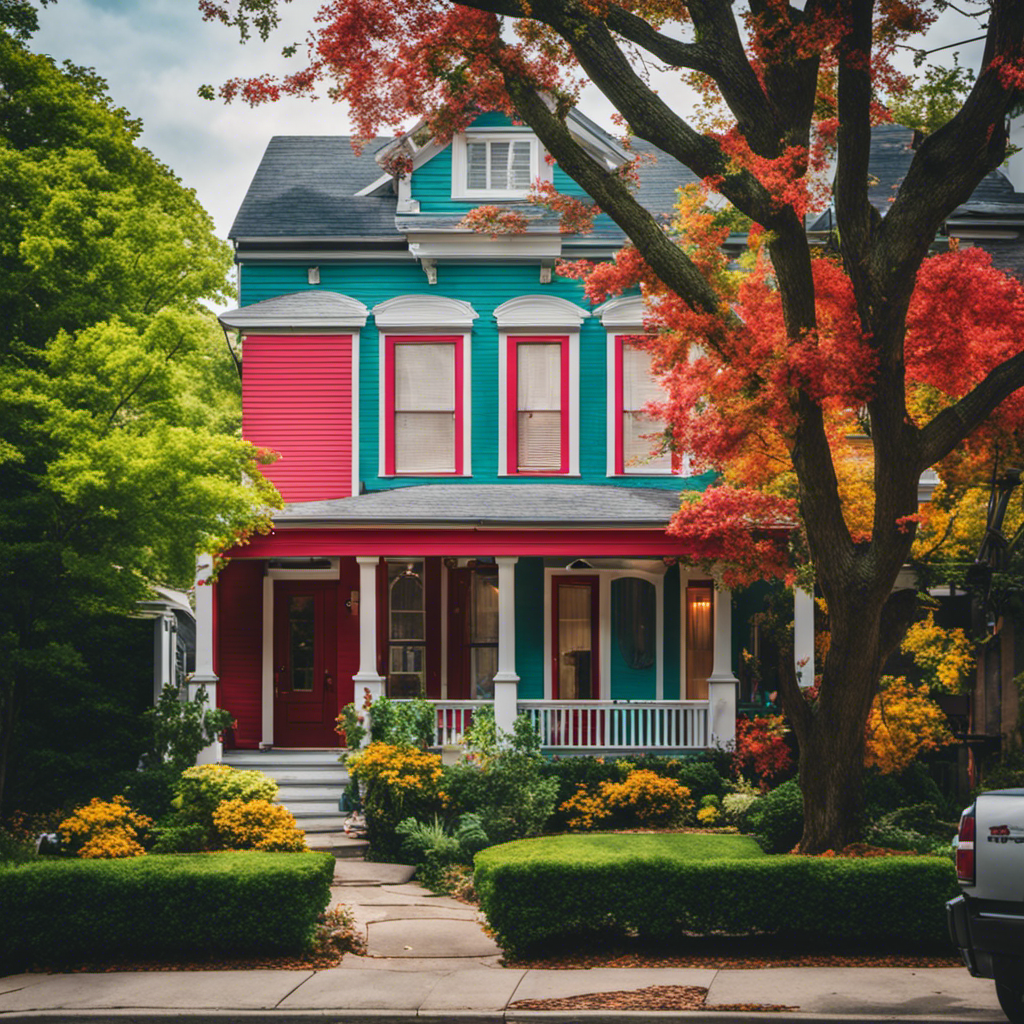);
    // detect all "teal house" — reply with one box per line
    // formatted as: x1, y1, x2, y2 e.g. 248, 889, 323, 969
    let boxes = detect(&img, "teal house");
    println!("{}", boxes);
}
195, 110, 803, 775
